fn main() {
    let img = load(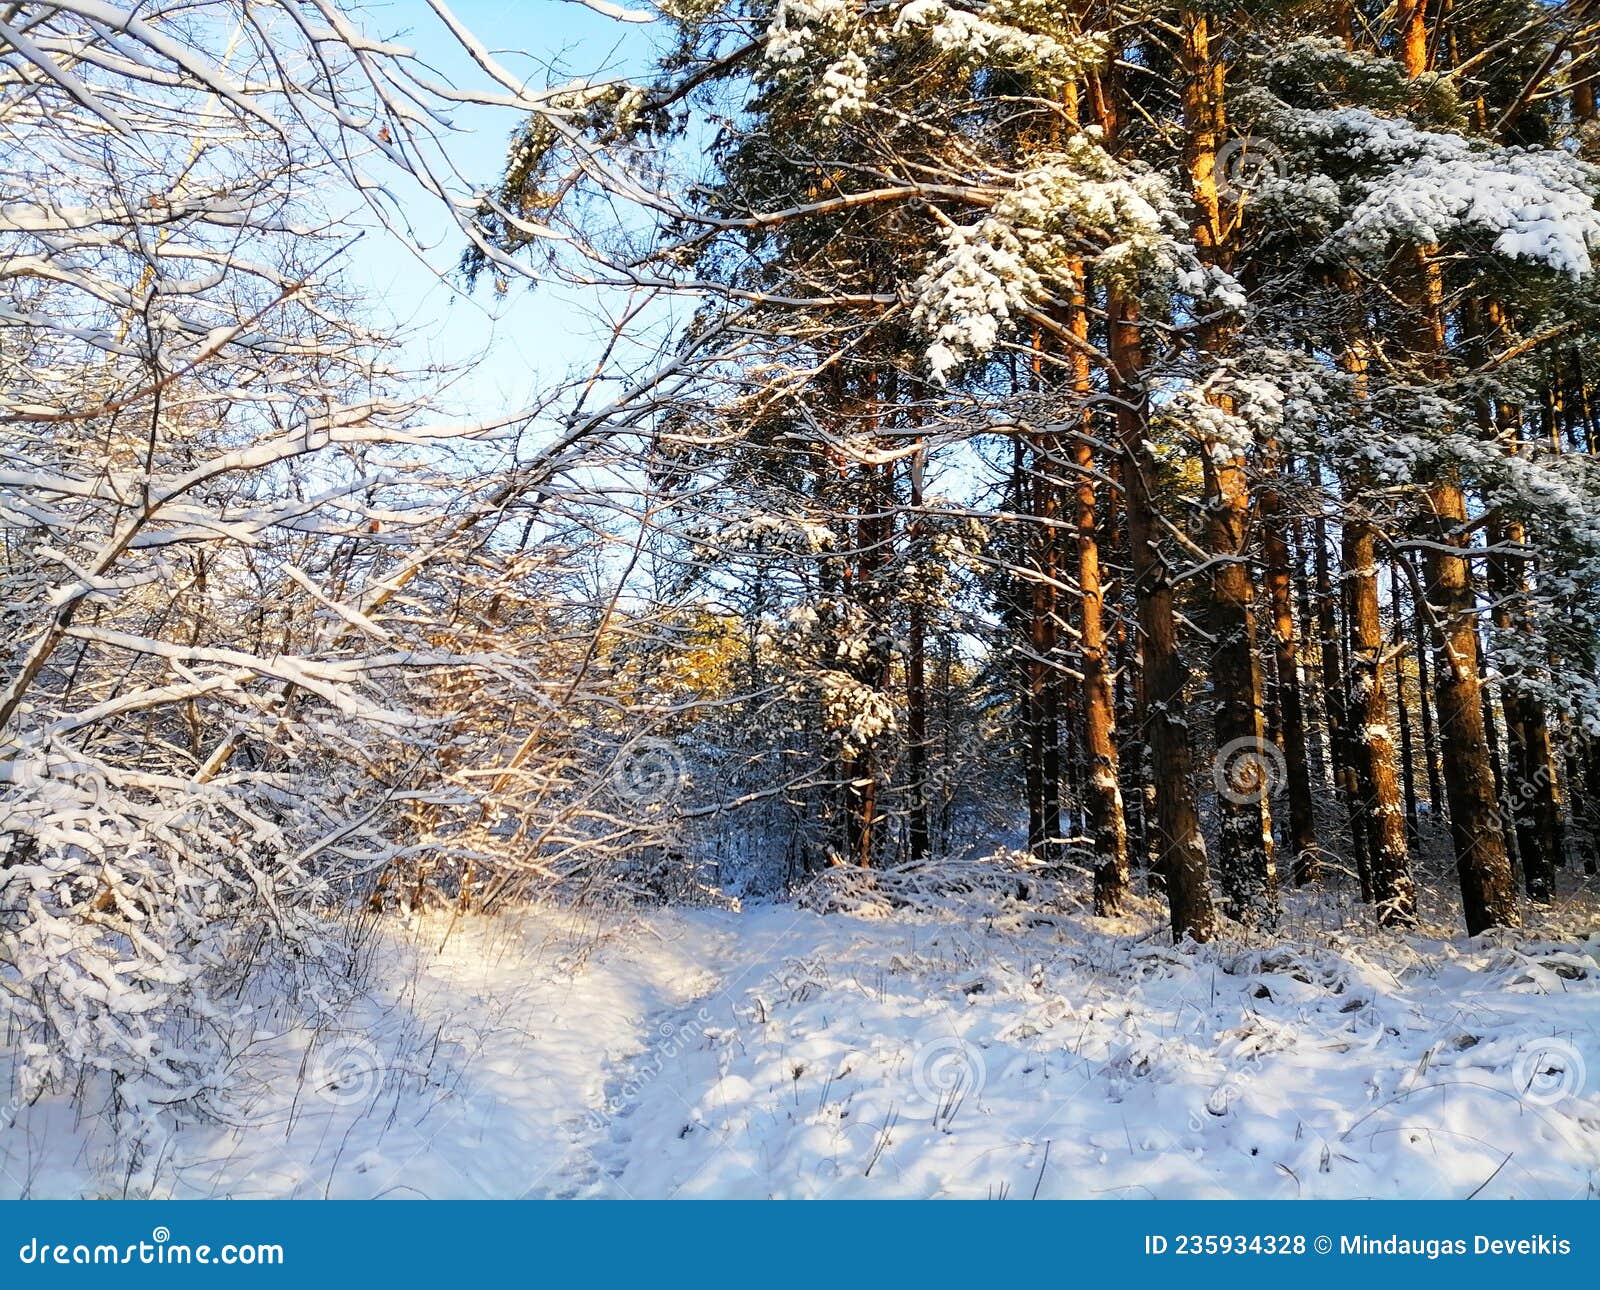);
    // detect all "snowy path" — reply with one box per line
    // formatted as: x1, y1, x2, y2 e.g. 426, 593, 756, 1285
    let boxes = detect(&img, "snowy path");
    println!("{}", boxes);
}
3, 900, 1599, 1199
